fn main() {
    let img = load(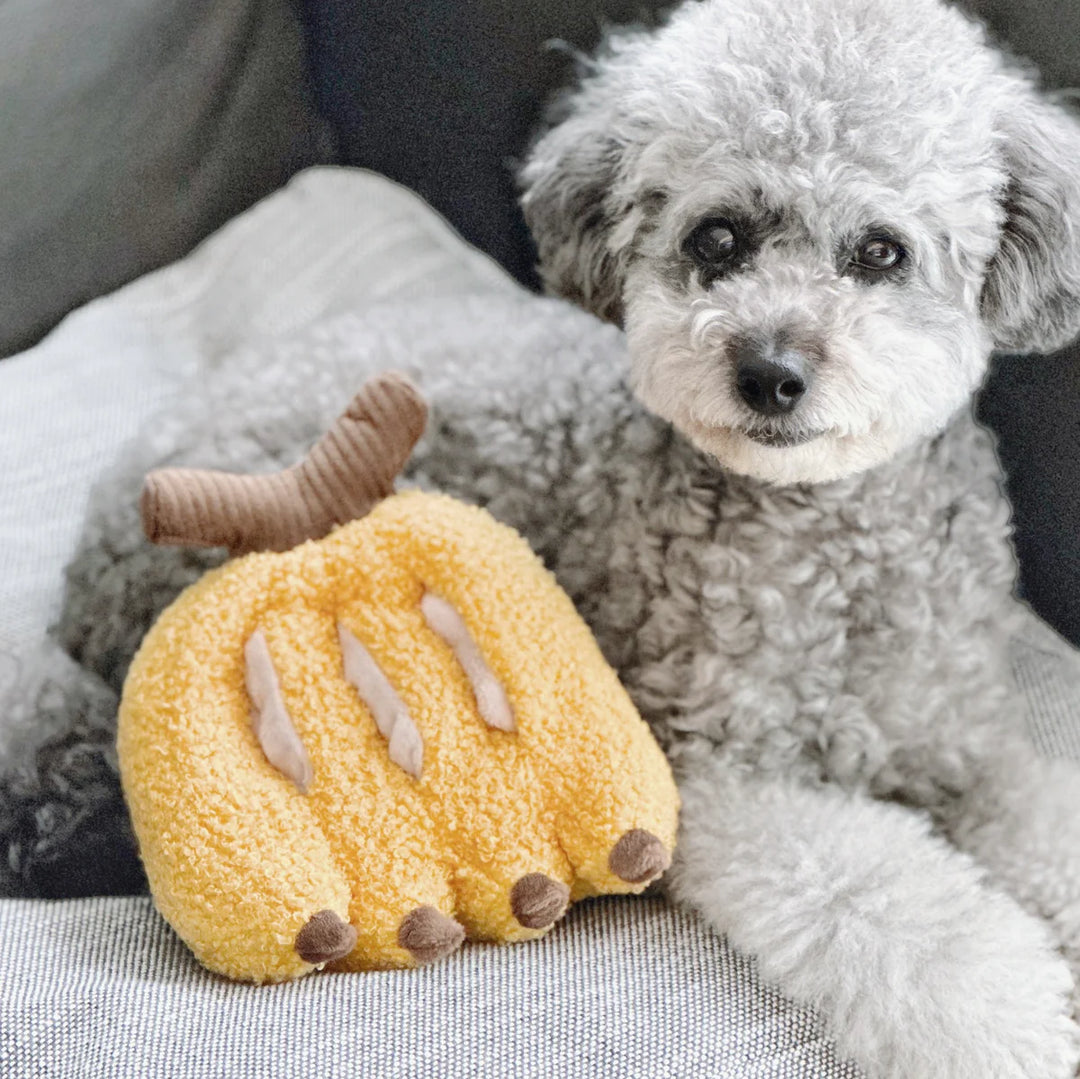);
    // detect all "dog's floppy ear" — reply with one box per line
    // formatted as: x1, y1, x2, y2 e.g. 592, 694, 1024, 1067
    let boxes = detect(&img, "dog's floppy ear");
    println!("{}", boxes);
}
981, 95, 1080, 354
519, 114, 629, 325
